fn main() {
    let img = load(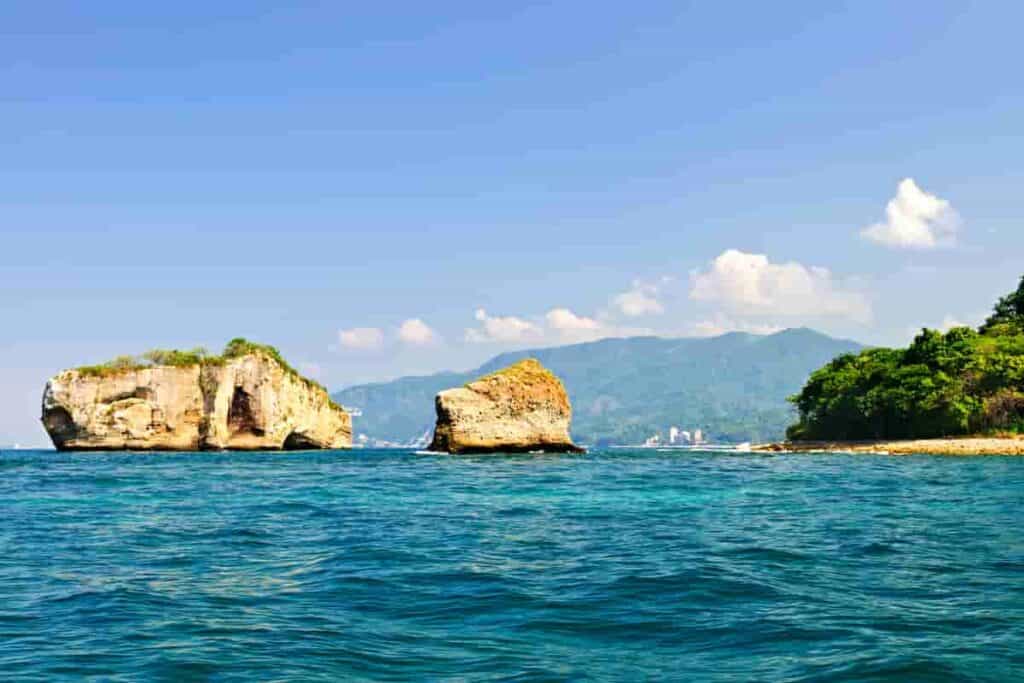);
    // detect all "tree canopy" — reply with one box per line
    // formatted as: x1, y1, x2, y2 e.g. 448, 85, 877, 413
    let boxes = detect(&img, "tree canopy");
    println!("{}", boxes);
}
788, 277, 1024, 440
981, 275, 1024, 332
